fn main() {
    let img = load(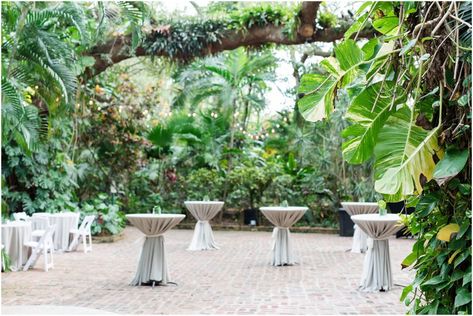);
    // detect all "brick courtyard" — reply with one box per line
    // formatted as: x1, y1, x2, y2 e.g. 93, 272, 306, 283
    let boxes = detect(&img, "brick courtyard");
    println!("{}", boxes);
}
2, 227, 415, 314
